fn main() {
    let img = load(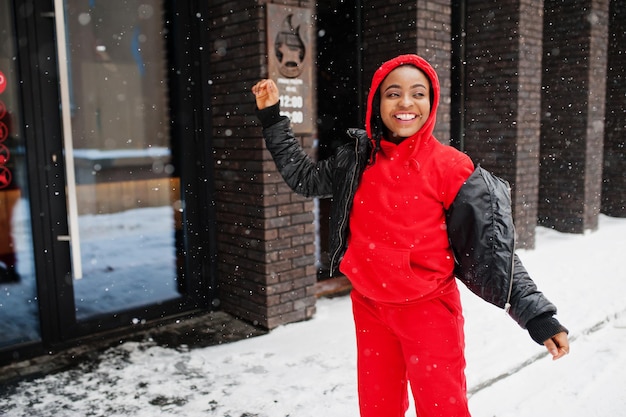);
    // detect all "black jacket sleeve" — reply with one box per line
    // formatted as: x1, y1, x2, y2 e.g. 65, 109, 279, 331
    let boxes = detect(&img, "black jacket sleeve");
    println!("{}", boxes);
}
257, 104, 334, 198
446, 166, 568, 344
